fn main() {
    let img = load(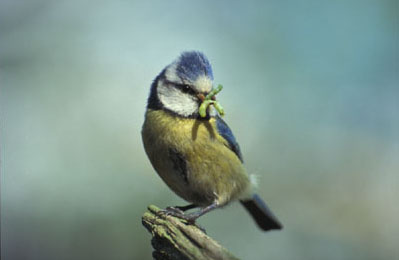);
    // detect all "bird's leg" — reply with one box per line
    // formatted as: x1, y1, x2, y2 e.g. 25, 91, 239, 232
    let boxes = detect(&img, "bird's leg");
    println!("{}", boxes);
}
162, 202, 219, 224
176, 204, 198, 212
163, 204, 198, 215
183, 202, 219, 223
